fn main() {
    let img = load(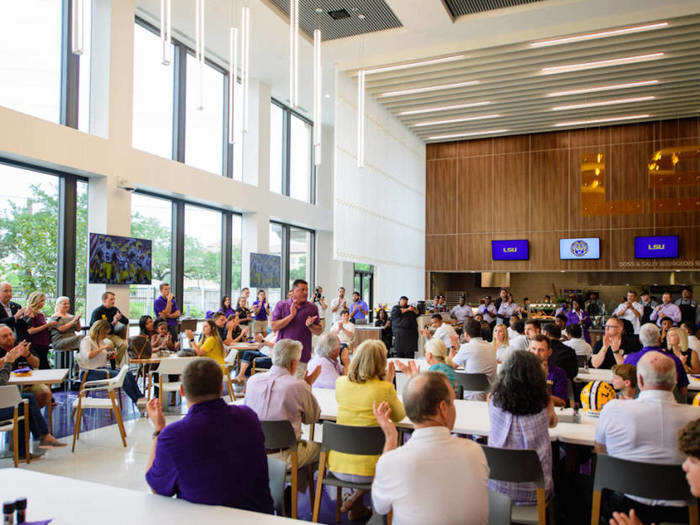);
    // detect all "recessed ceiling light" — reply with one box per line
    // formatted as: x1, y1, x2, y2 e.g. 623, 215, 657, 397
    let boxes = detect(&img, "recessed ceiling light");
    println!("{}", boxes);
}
379, 80, 478, 98
552, 96, 656, 111
546, 80, 659, 97
530, 22, 668, 47
315, 7, 323, 13
357, 13, 366, 19
413, 114, 501, 127
363, 55, 466, 75
399, 101, 491, 116
428, 129, 509, 140
541, 53, 664, 75
553, 114, 650, 127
